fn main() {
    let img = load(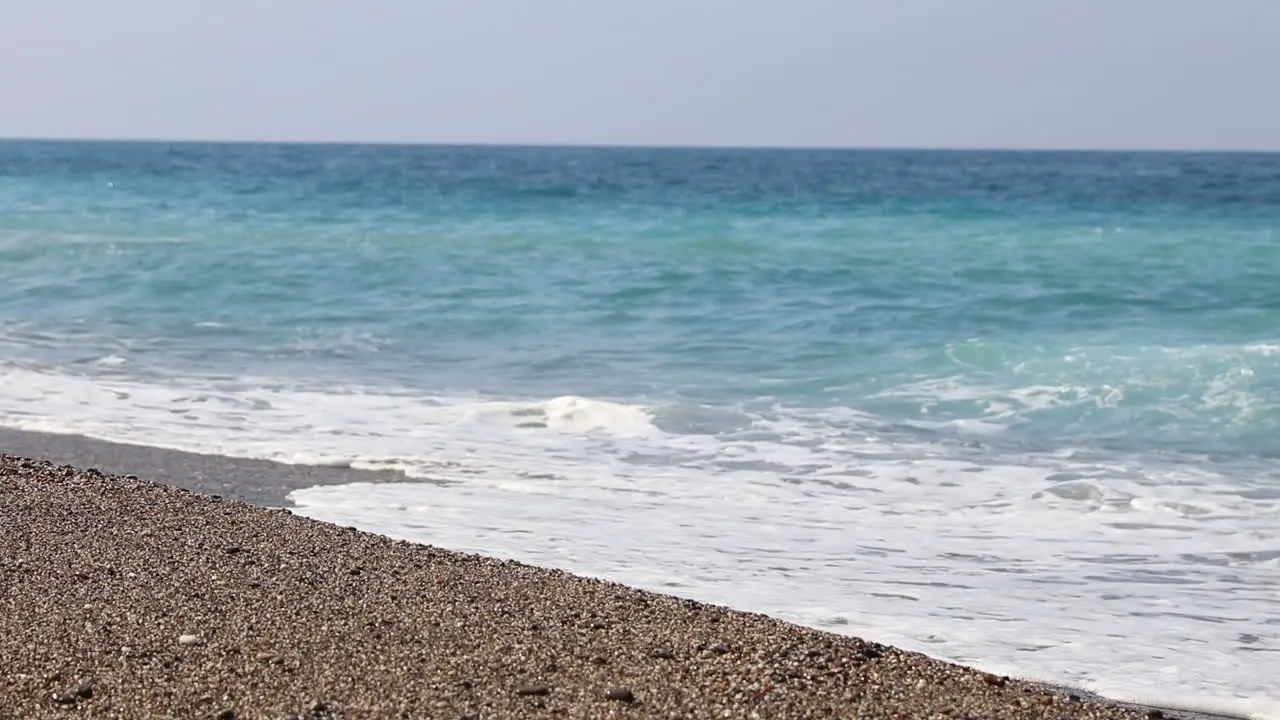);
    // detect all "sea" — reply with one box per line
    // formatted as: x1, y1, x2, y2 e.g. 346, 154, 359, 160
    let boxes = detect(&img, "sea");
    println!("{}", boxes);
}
1, 141, 1278, 718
